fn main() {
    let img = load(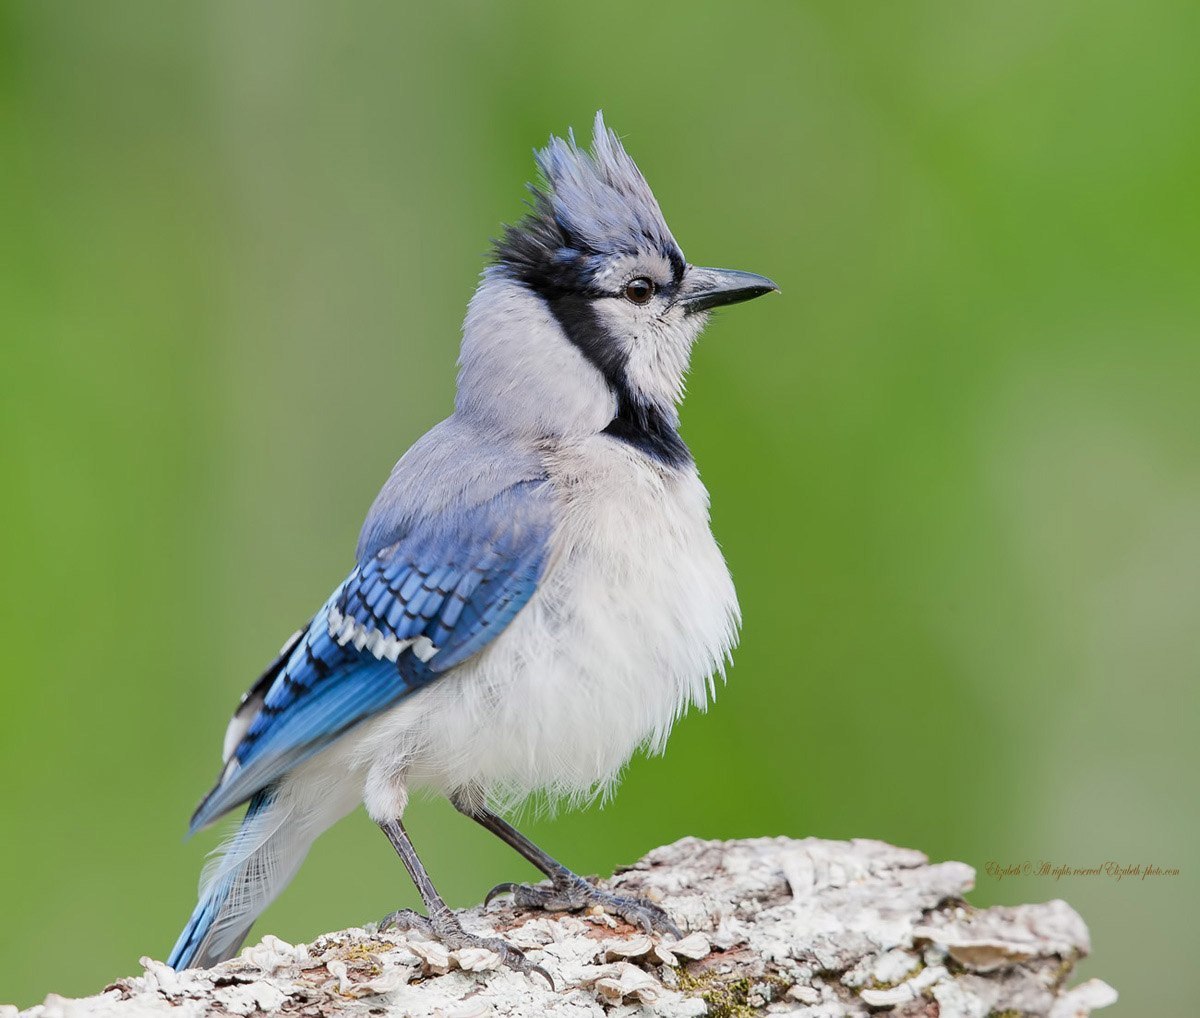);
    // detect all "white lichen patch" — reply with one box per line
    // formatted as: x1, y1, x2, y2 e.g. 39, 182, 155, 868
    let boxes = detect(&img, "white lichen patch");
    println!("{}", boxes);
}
913, 898, 1091, 972
580, 961, 665, 1005
7, 838, 1116, 1018
859, 964, 947, 1007
600, 931, 712, 969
